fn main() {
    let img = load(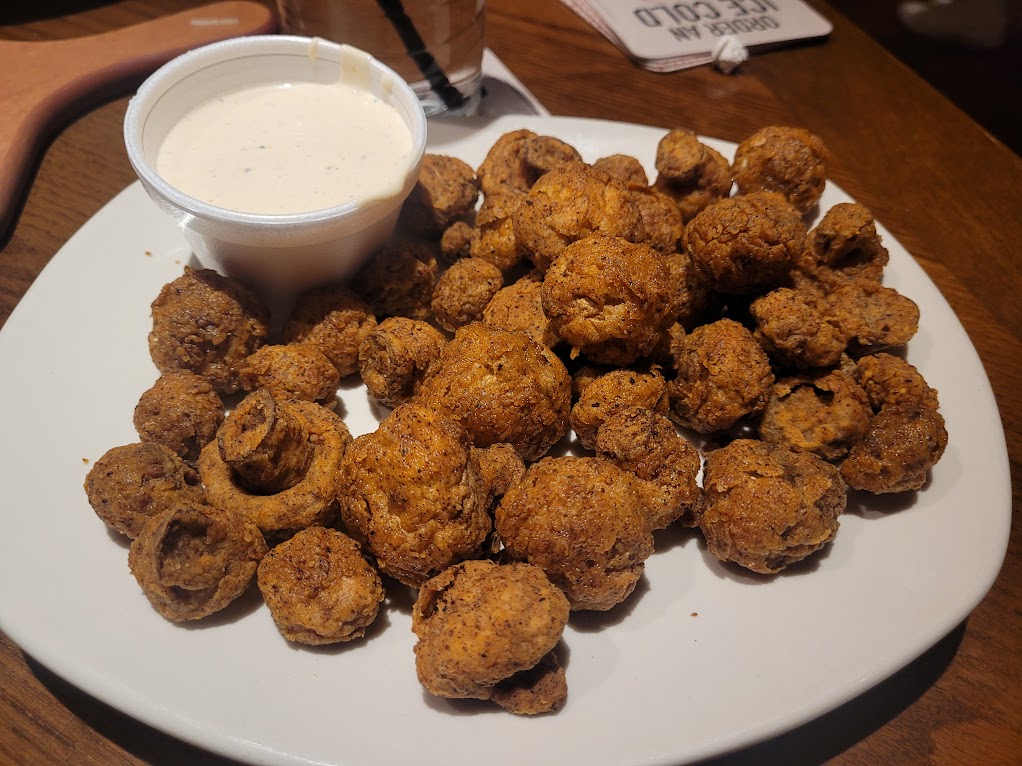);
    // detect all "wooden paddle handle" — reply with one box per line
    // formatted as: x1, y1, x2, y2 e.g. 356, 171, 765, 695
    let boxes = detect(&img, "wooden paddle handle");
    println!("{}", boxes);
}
0, 1, 276, 241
